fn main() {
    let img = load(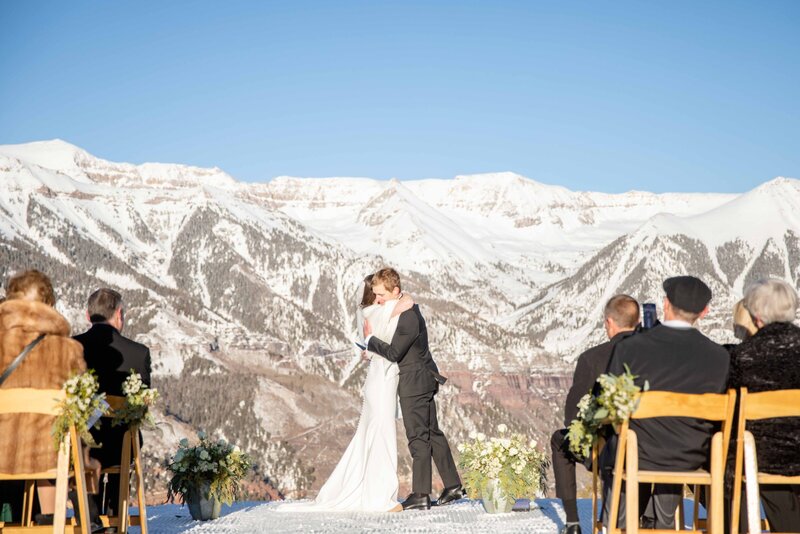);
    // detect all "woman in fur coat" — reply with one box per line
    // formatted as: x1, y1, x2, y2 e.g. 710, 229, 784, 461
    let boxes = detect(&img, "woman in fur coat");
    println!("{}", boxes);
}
0, 270, 86, 520
728, 278, 800, 532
